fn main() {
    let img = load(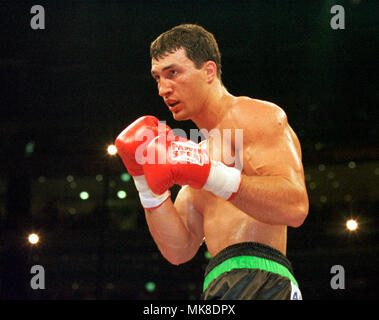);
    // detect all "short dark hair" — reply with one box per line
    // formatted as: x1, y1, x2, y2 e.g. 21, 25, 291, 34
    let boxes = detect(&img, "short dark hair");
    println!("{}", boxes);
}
150, 24, 222, 79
